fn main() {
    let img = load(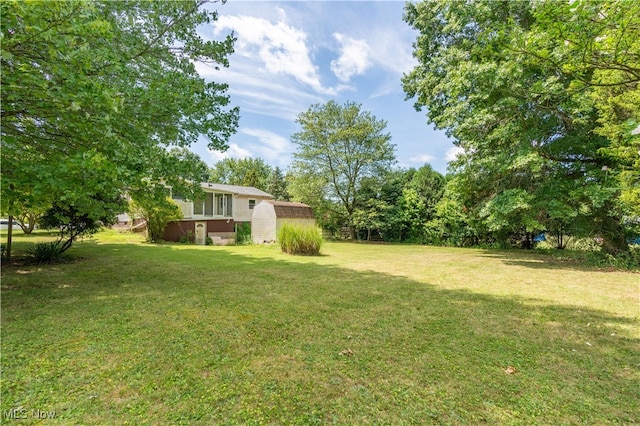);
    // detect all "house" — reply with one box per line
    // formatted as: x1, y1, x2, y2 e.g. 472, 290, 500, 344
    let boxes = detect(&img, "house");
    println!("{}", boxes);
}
251, 200, 316, 243
164, 183, 273, 244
